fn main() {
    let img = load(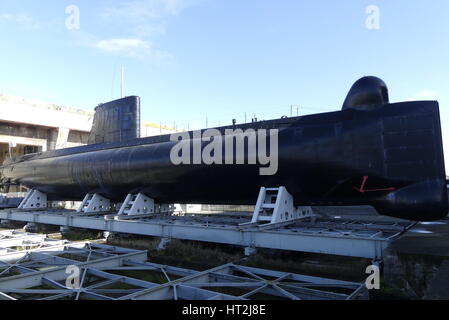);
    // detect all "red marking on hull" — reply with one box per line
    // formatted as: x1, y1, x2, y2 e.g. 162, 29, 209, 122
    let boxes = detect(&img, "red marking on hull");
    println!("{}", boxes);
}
354, 176, 396, 193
